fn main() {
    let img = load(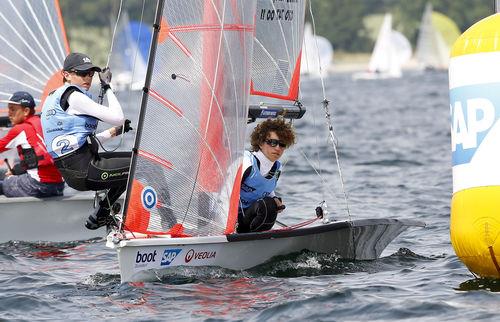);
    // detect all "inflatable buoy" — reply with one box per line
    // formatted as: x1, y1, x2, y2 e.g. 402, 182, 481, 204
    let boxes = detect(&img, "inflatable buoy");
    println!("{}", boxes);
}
449, 13, 500, 278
